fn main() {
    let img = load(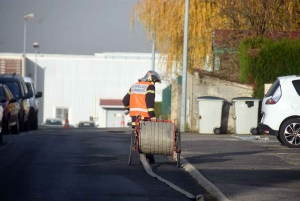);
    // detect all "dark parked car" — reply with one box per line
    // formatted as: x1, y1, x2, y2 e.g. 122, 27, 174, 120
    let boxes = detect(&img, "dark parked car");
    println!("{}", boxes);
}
0, 84, 20, 135
0, 74, 30, 132
77, 121, 98, 128
43, 118, 64, 127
